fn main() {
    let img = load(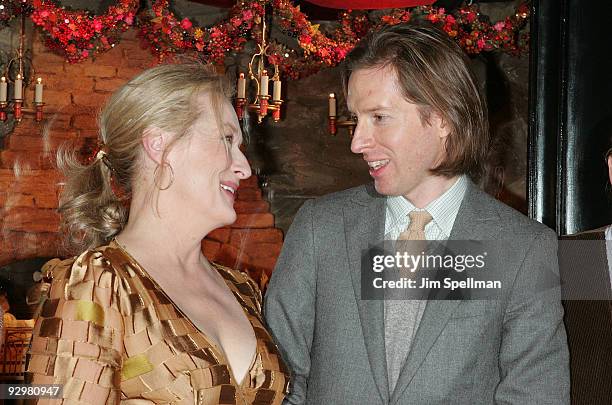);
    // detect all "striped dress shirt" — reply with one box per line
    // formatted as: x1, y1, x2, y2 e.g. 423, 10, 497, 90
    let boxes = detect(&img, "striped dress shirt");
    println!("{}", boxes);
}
383, 174, 468, 393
